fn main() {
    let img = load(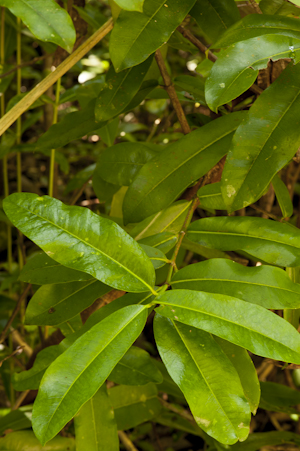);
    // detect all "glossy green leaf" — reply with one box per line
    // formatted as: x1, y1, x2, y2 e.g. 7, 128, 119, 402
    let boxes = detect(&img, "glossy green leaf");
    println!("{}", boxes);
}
25, 280, 110, 326
95, 57, 153, 122
123, 112, 246, 224
138, 232, 178, 254
205, 36, 300, 112
197, 182, 227, 210
3, 193, 156, 293
97, 142, 156, 186
153, 359, 185, 399
108, 383, 162, 430
221, 63, 300, 211
0, 430, 76, 451
114, 0, 144, 12
191, 0, 240, 44
0, 0, 76, 52
12, 346, 61, 391
109, 0, 197, 72
214, 14, 300, 48
140, 244, 167, 269
155, 290, 300, 363
74, 384, 119, 451
229, 431, 300, 451
32, 304, 148, 444
187, 216, 300, 267
272, 174, 293, 218
109, 346, 163, 385
171, 259, 300, 309
0, 410, 31, 436
214, 337, 260, 414
154, 315, 251, 444
19, 252, 93, 284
